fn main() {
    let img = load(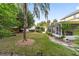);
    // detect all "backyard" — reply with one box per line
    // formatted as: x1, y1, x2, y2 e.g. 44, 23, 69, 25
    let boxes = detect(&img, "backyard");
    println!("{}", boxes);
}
0, 32, 77, 56
0, 3, 79, 56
